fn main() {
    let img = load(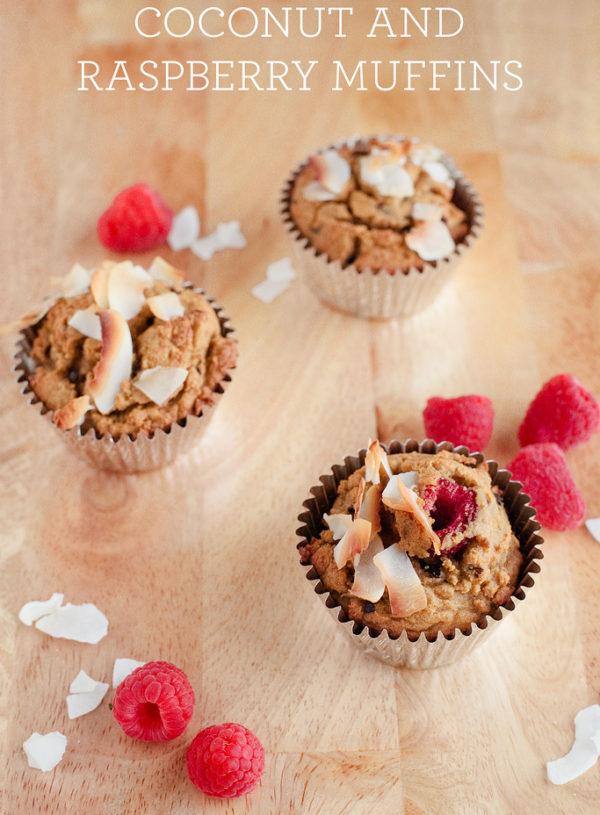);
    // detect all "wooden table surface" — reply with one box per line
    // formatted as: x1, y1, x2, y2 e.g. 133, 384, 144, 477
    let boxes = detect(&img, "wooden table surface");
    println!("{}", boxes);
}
2, 2, 599, 813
